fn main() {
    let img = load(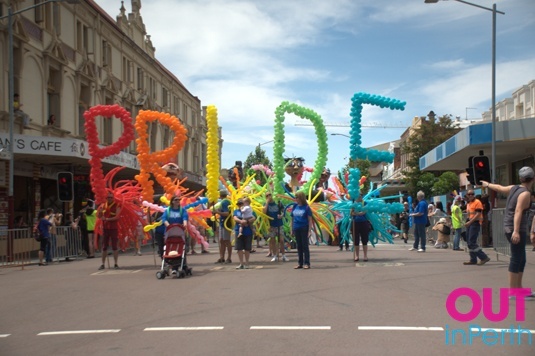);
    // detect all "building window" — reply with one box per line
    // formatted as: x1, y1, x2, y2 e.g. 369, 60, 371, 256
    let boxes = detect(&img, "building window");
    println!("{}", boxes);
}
102, 40, 111, 68
173, 96, 179, 116
122, 57, 133, 84
150, 122, 158, 152
76, 21, 91, 53
102, 117, 112, 145
162, 87, 169, 108
137, 67, 144, 90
